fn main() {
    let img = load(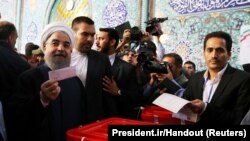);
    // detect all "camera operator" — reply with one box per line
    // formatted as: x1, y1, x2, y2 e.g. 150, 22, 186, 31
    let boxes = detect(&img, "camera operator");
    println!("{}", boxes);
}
116, 26, 143, 52
145, 17, 168, 61
116, 29, 132, 52
142, 53, 188, 105
134, 40, 165, 104
161, 53, 188, 88
130, 26, 165, 61
116, 23, 165, 66
136, 40, 159, 85
116, 26, 153, 51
